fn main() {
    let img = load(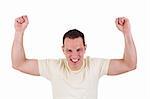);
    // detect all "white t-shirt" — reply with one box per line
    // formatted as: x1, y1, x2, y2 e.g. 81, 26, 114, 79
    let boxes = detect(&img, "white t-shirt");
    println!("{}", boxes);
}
38, 56, 110, 99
